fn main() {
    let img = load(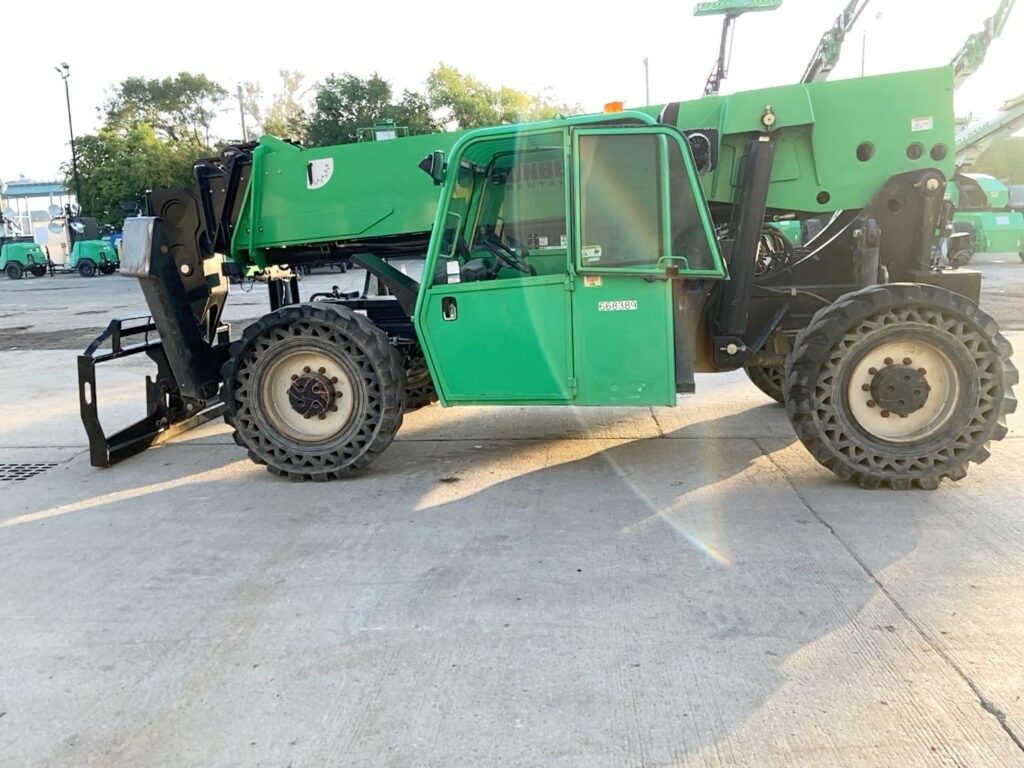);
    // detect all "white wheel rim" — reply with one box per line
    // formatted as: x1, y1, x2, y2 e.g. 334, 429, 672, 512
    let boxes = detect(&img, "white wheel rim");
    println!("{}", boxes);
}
261, 350, 355, 443
847, 339, 958, 443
